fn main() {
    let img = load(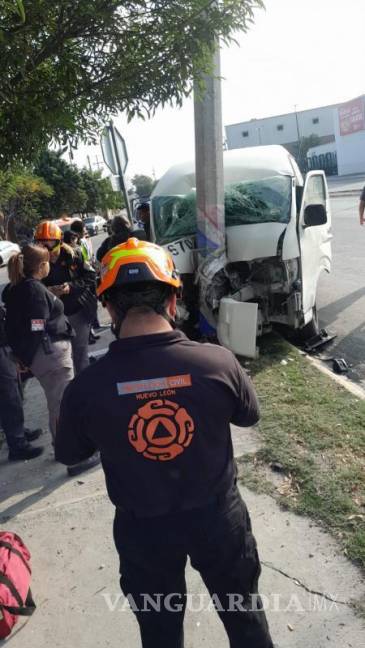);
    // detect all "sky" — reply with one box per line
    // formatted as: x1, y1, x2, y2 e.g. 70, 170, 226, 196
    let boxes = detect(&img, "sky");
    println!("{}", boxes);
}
73, 0, 364, 185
